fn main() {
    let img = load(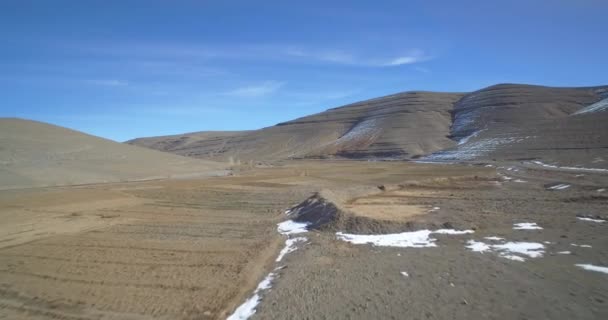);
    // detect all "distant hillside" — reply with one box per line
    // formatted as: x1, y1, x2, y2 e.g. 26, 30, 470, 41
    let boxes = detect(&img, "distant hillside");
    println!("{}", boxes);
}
128, 83, 608, 167
127, 91, 464, 161
0, 118, 226, 190
424, 84, 608, 167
